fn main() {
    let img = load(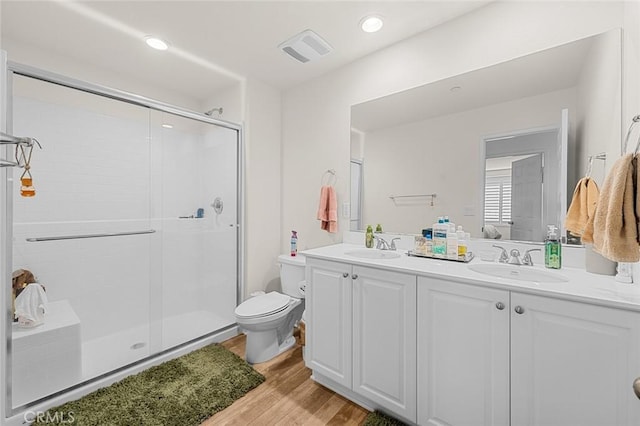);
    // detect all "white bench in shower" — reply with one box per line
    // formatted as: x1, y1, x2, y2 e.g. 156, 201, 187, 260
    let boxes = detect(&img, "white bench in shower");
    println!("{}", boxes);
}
11, 299, 81, 407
